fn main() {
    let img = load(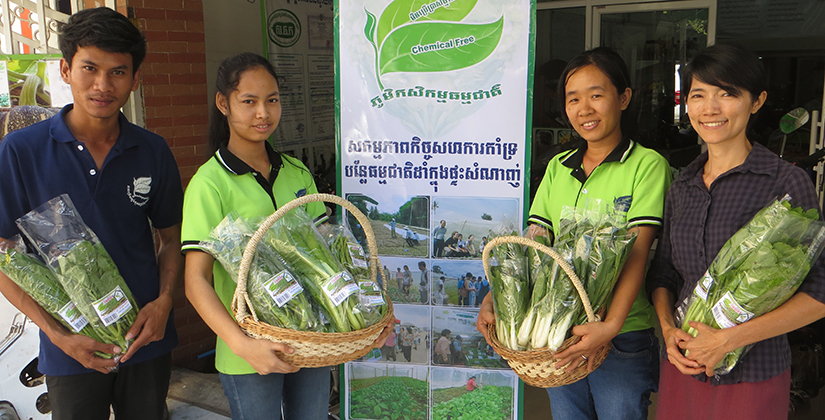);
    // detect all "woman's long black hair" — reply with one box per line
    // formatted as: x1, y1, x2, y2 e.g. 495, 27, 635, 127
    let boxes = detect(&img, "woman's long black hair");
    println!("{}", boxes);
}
207, 52, 280, 155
